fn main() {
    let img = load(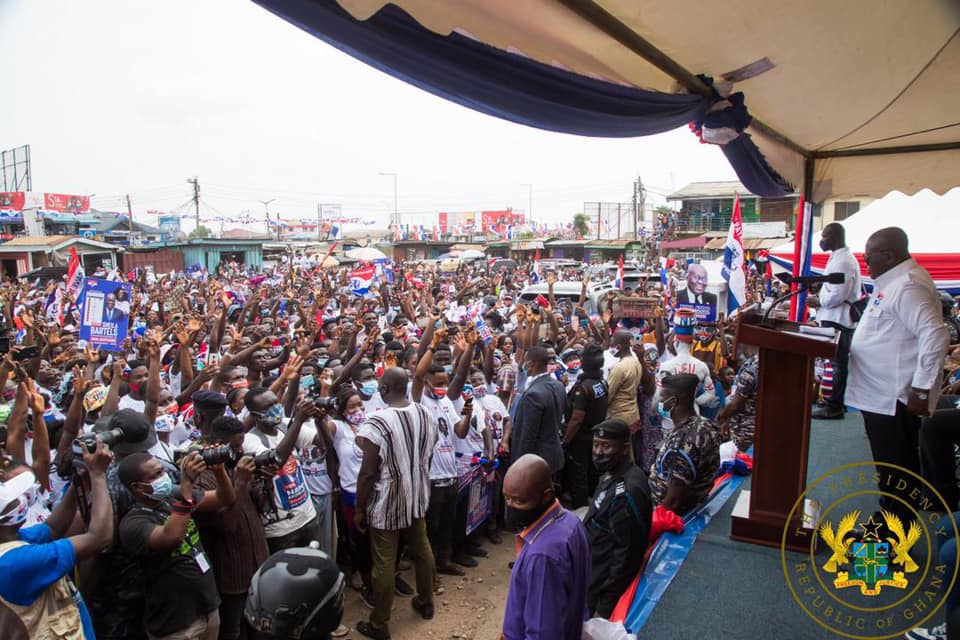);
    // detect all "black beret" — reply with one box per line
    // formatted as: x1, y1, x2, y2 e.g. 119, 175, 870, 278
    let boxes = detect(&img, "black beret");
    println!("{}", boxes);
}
592, 419, 631, 442
192, 390, 228, 409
